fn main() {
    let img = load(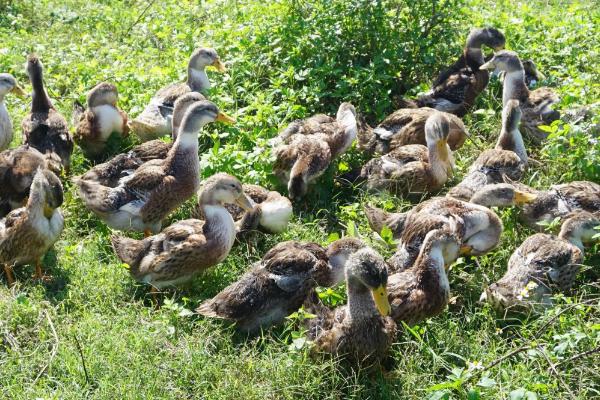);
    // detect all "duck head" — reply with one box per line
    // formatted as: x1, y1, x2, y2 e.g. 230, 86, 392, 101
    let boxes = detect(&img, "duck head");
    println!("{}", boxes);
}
346, 247, 391, 316
425, 111, 454, 176
470, 183, 538, 207
558, 211, 600, 251
189, 47, 226, 73
179, 100, 235, 135
326, 237, 365, 286
480, 50, 523, 73
198, 173, 253, 211
467, 27, 506, 51
522, 59, 546, 82
0, 73, 26, 98
29, 168, 64, 218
